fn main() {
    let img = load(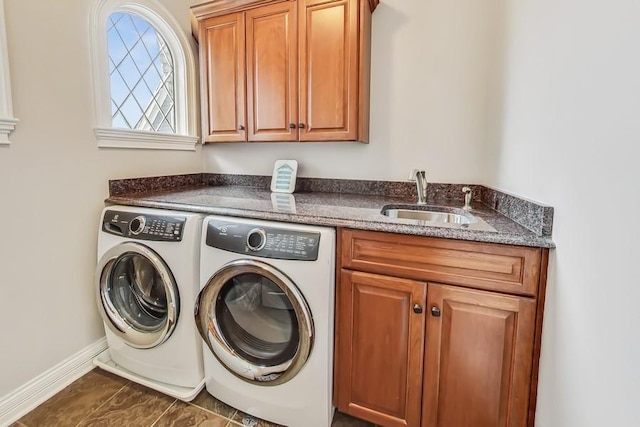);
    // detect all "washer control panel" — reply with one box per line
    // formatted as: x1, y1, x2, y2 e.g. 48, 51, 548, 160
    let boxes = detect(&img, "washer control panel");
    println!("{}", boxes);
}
206, 220, 320, 261
102, 210, 186, 242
